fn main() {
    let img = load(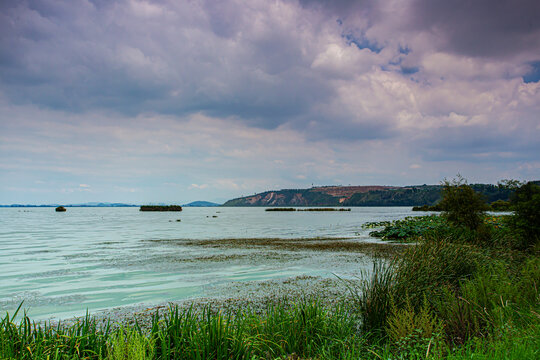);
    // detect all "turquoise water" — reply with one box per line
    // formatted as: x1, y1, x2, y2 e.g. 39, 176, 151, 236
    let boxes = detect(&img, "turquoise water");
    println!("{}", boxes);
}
0, 207, 415, 319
